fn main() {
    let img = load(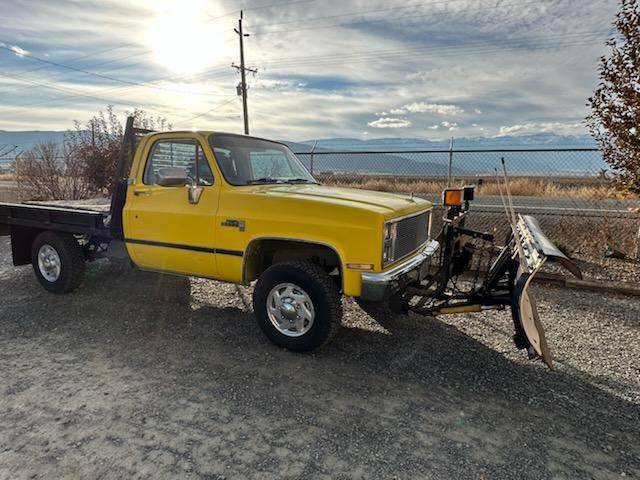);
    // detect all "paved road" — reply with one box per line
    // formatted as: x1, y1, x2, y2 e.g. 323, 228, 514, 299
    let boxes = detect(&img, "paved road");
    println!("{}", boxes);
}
415, 193, 639, 218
